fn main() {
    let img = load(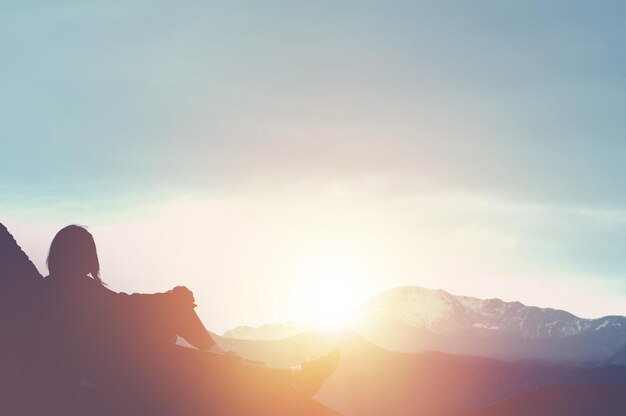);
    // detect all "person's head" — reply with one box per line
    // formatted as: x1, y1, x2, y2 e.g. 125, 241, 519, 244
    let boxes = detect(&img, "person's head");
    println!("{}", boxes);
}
47, 225, 105, 285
